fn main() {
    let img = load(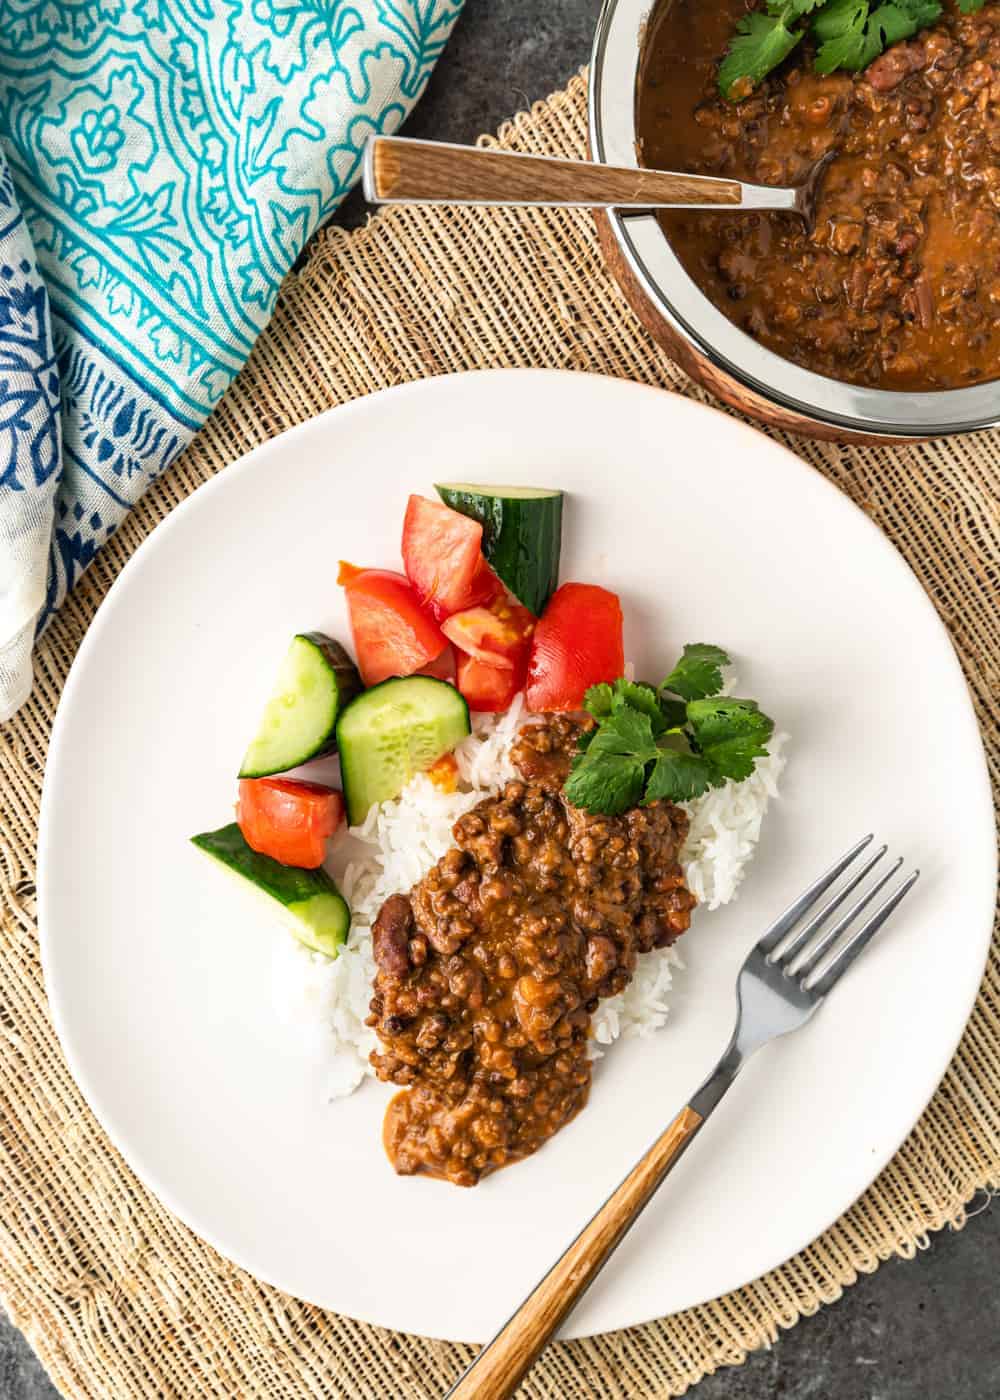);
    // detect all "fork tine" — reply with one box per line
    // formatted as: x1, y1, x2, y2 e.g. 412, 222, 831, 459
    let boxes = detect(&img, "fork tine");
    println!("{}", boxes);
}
792, 854, 901, 978
773, 844, 888, 969
757, 834, 874, 955
808, 870, 920, 998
